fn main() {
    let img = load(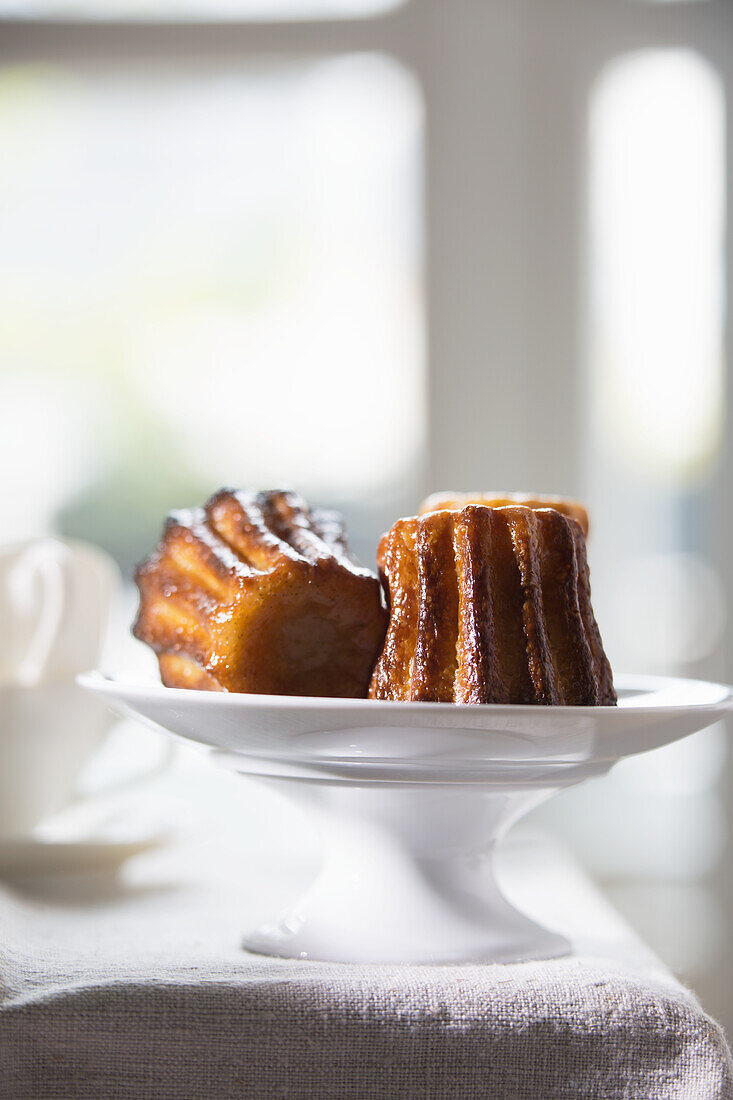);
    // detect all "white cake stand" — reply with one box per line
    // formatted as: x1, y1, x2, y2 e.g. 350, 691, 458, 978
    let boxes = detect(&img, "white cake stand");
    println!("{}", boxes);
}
79, 672, 731, 965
